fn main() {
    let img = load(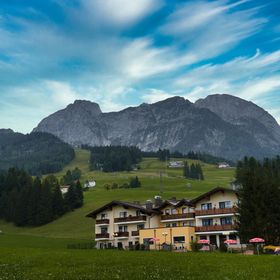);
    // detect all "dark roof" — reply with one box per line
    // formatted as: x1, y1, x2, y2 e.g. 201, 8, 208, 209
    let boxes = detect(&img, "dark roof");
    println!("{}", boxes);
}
191, 187, 238, 204
86, 201, 160, 218
155, 198, 193, 210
